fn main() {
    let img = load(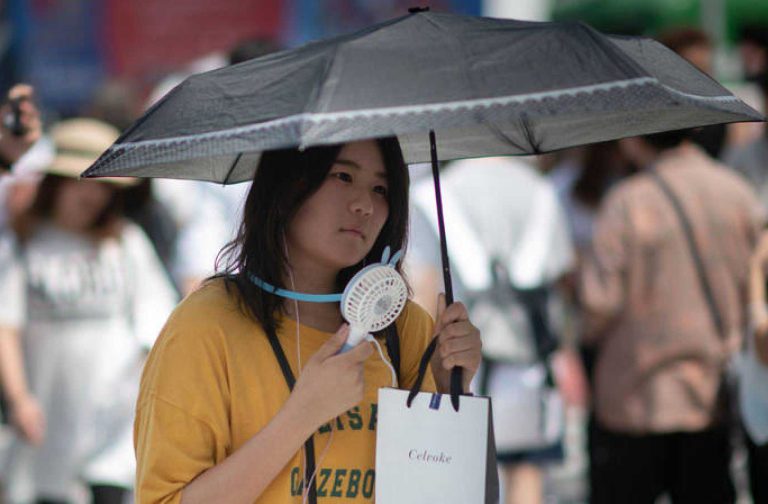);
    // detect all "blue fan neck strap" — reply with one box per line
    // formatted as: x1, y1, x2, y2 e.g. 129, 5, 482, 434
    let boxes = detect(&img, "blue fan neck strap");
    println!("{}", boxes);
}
248, 274, 343, 303
247, 246, 403, 303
